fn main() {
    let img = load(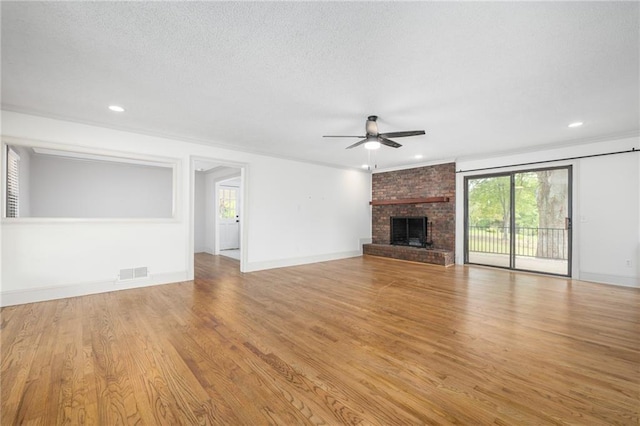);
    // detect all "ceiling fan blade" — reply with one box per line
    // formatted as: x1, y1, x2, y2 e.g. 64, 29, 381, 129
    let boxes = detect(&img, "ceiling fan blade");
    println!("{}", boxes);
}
323, 135, 366, 138
379, 130, 425, 138
379, 137, 402, 148
346, 139, 368, 149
